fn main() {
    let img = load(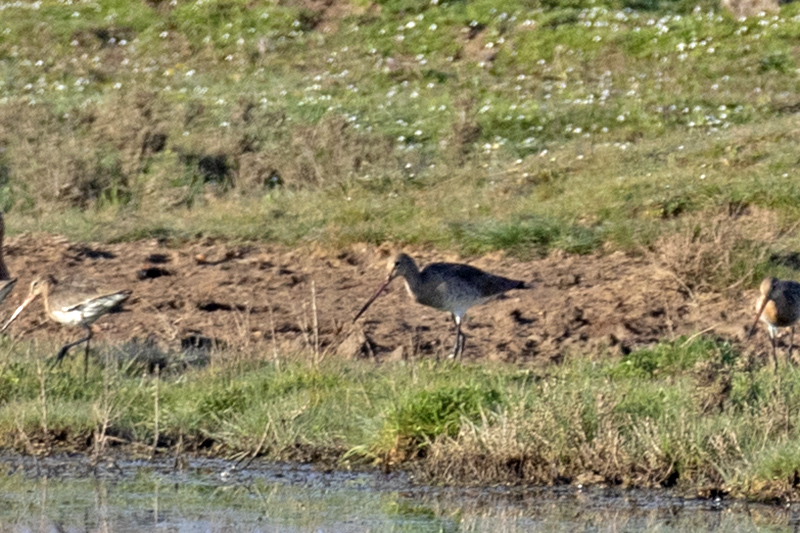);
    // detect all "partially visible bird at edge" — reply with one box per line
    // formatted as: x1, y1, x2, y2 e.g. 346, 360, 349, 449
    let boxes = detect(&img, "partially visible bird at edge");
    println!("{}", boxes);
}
0, 212, 17, 306
1, 275, 131, 377
749, 276, 800, 368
